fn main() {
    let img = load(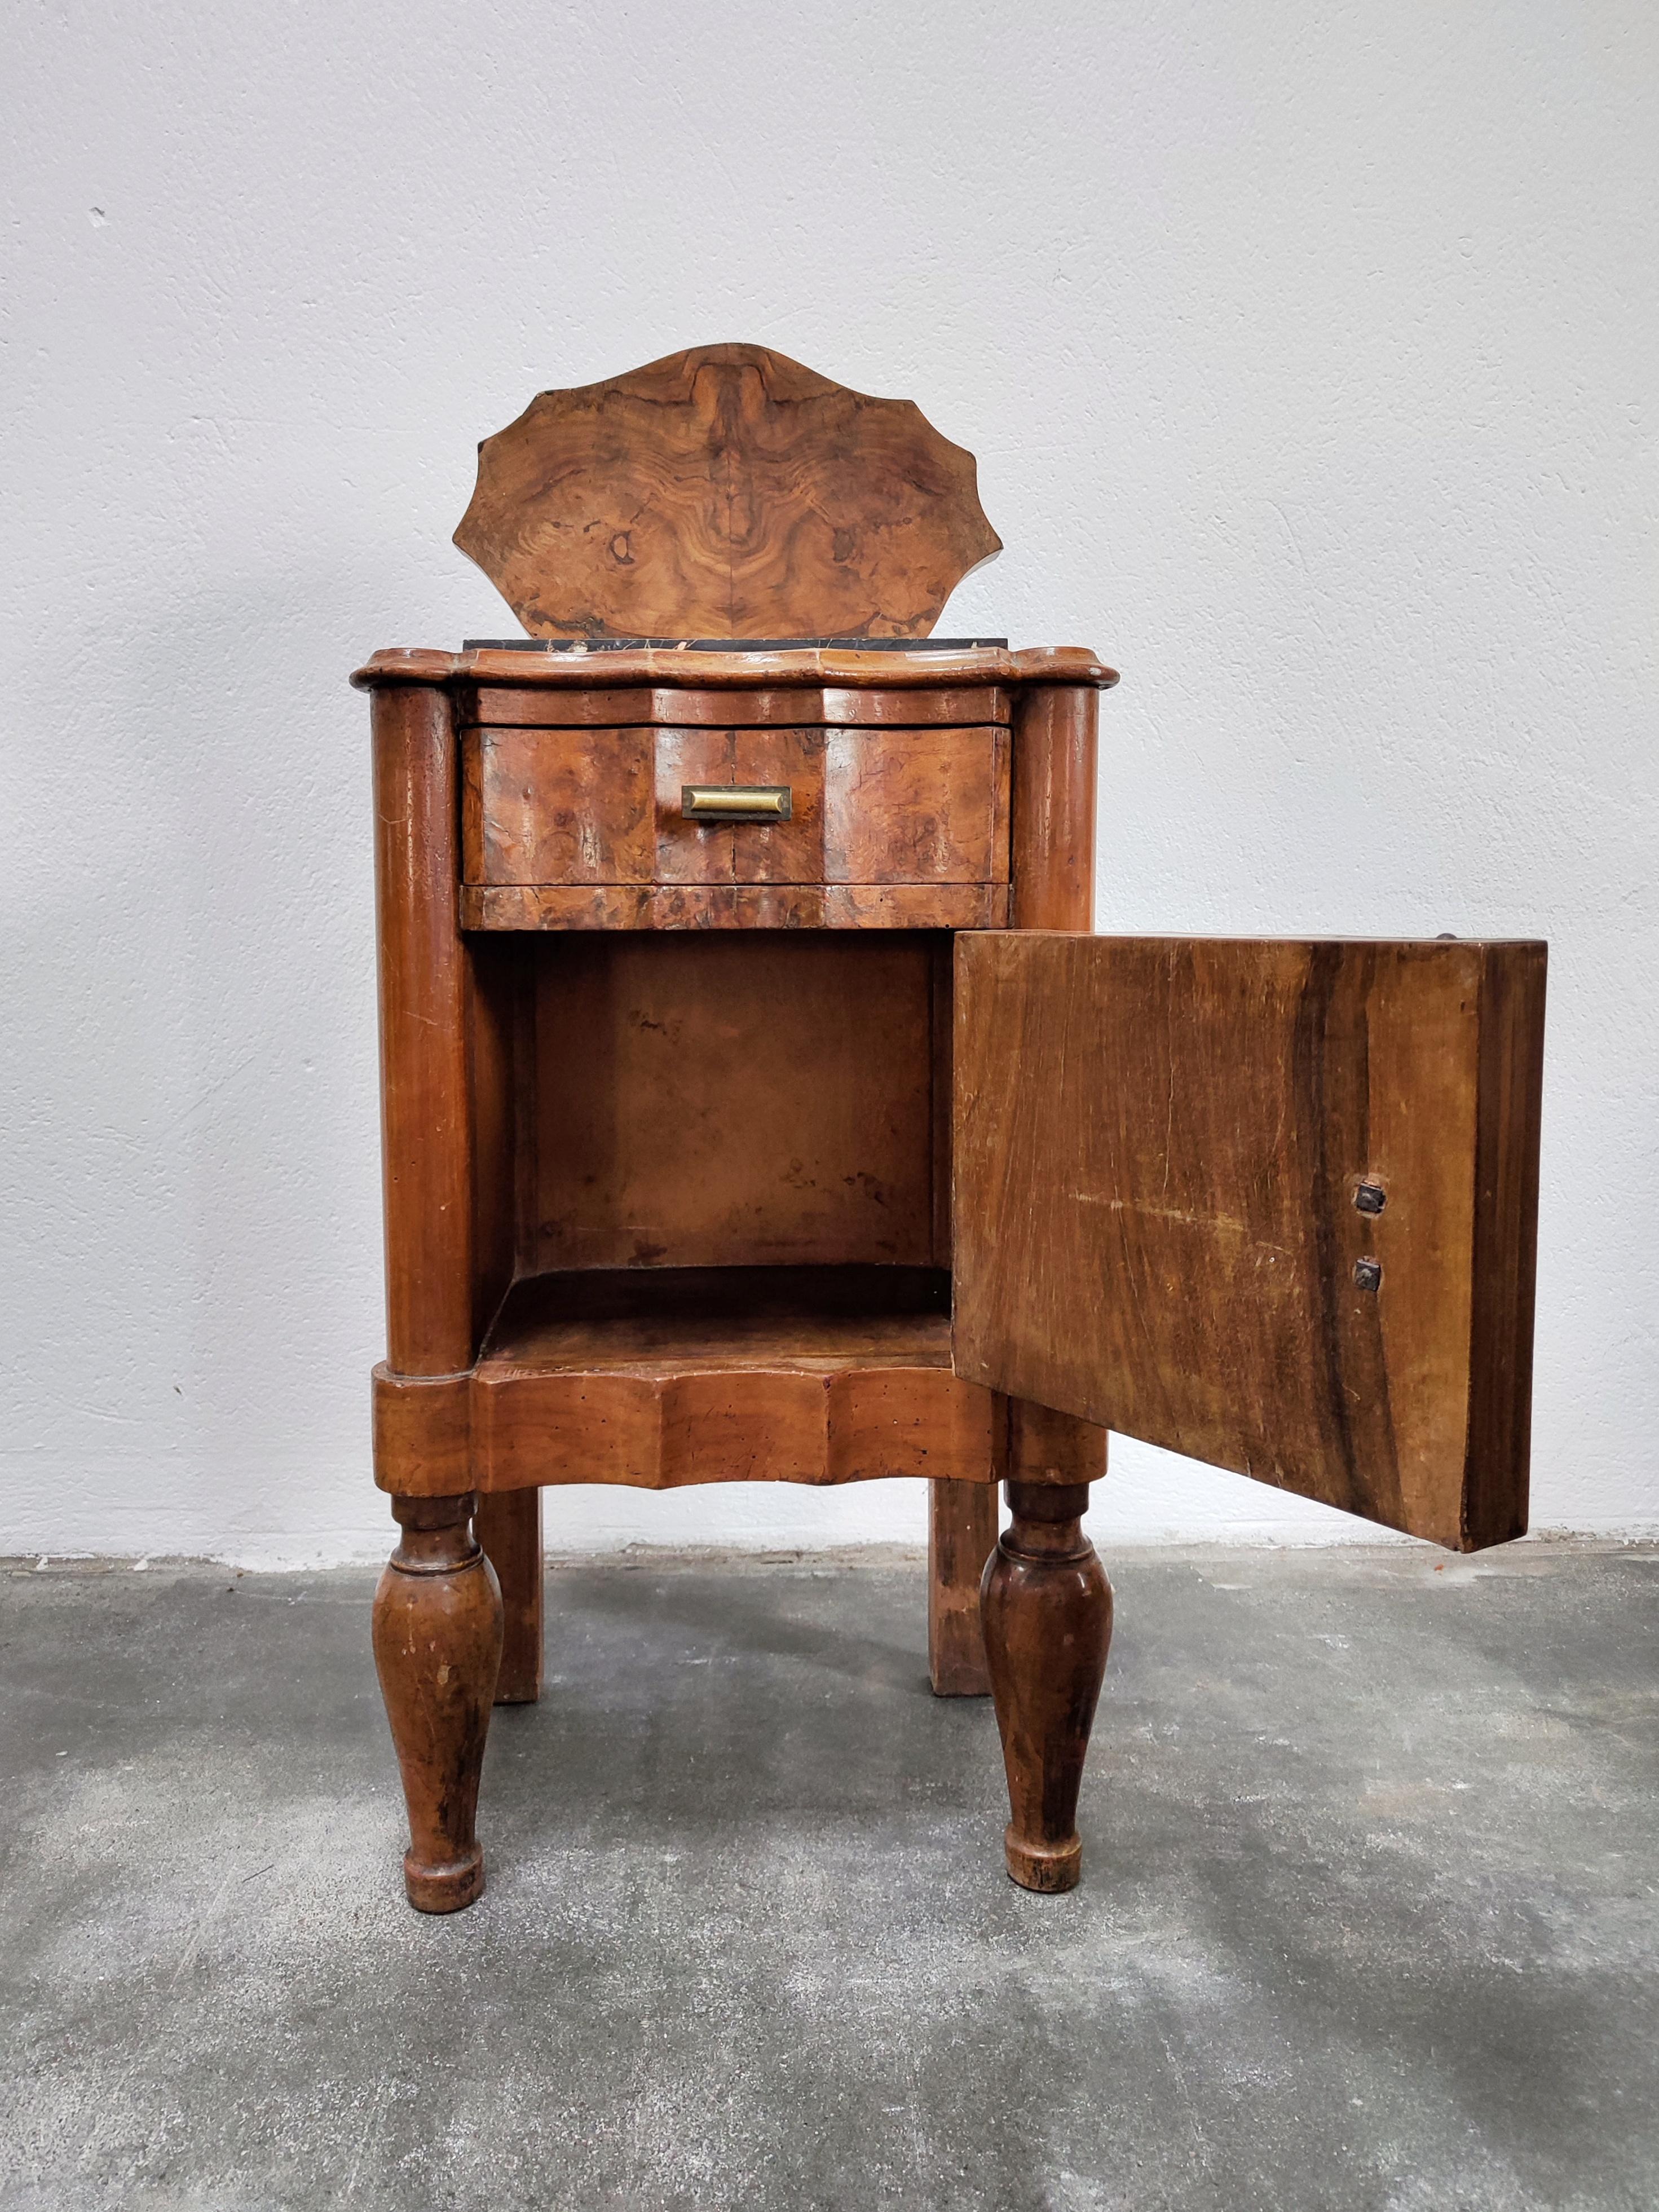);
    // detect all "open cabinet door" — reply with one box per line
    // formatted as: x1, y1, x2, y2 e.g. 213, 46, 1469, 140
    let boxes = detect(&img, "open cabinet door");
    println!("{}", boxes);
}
952, 936, 1546, 1552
